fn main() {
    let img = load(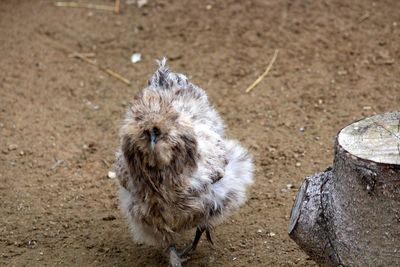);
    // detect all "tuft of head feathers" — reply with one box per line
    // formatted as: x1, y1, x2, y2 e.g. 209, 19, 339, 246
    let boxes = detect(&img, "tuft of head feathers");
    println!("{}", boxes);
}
148, 58, 189, 90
